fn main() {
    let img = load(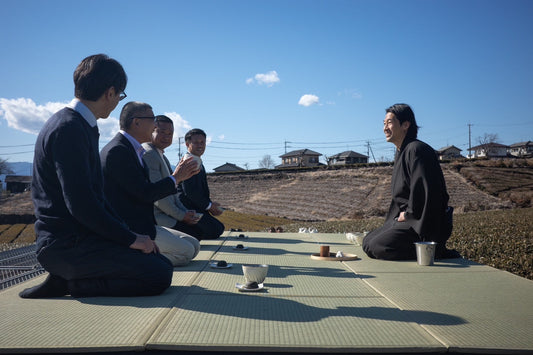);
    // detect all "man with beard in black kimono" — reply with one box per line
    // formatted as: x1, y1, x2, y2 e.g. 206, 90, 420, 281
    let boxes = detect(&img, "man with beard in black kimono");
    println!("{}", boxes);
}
362, 104, 461, 260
